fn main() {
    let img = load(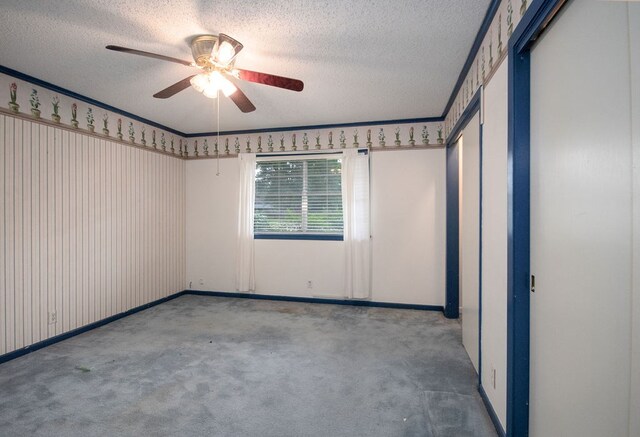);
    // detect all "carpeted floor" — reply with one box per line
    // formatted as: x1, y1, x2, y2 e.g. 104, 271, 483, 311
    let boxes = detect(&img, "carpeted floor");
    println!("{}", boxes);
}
0, 295, 497, 436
